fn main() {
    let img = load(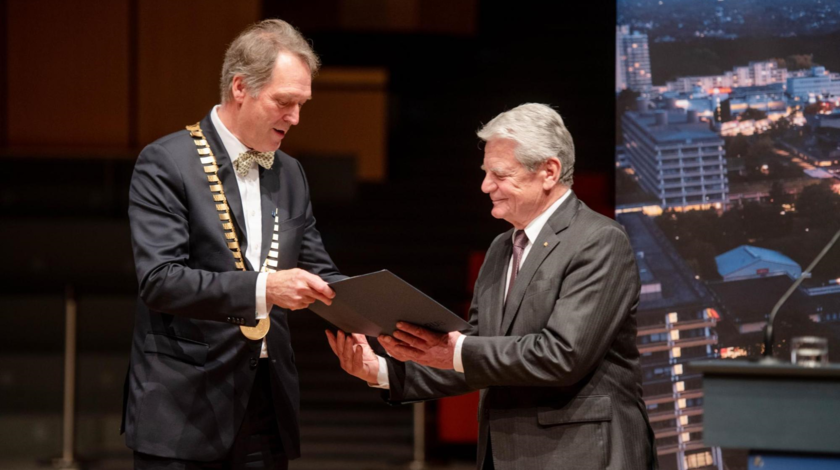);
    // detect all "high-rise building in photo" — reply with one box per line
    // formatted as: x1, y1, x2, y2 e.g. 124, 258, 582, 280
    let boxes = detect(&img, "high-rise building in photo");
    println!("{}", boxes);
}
619, 213, 724, 470
622, 105, 728, 210
617, 25, 652, 93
